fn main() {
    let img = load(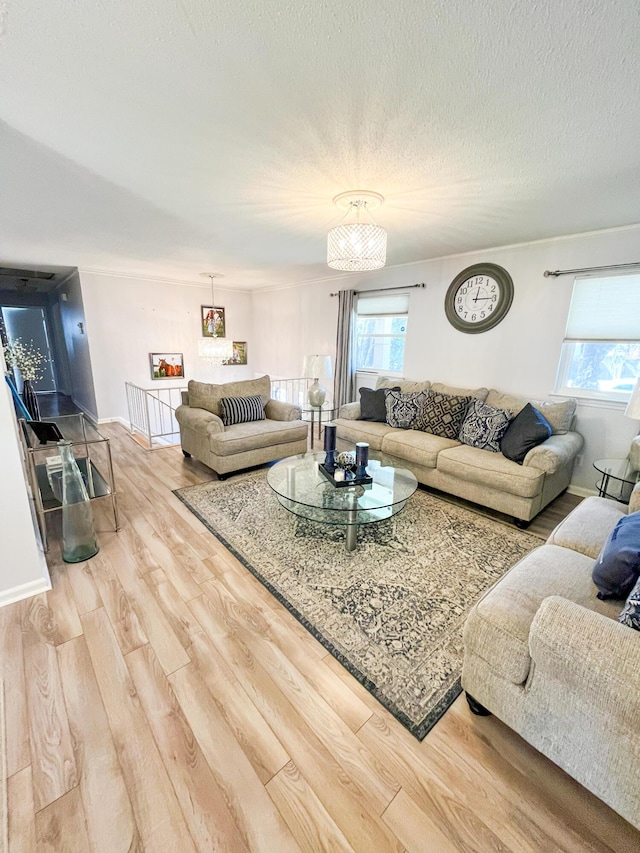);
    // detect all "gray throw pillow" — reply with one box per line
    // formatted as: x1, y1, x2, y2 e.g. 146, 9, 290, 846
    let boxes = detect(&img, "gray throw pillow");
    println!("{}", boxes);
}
413, 390, 471, 440
385, 390, 429, 429
359, 386, 400, 422
459, 399, 513, 452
